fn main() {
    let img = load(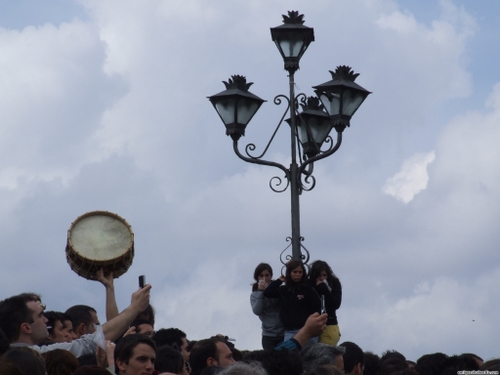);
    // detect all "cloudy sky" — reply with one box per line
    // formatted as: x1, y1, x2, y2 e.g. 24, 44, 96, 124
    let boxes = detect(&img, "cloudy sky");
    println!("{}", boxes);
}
1, 0, 500, 362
